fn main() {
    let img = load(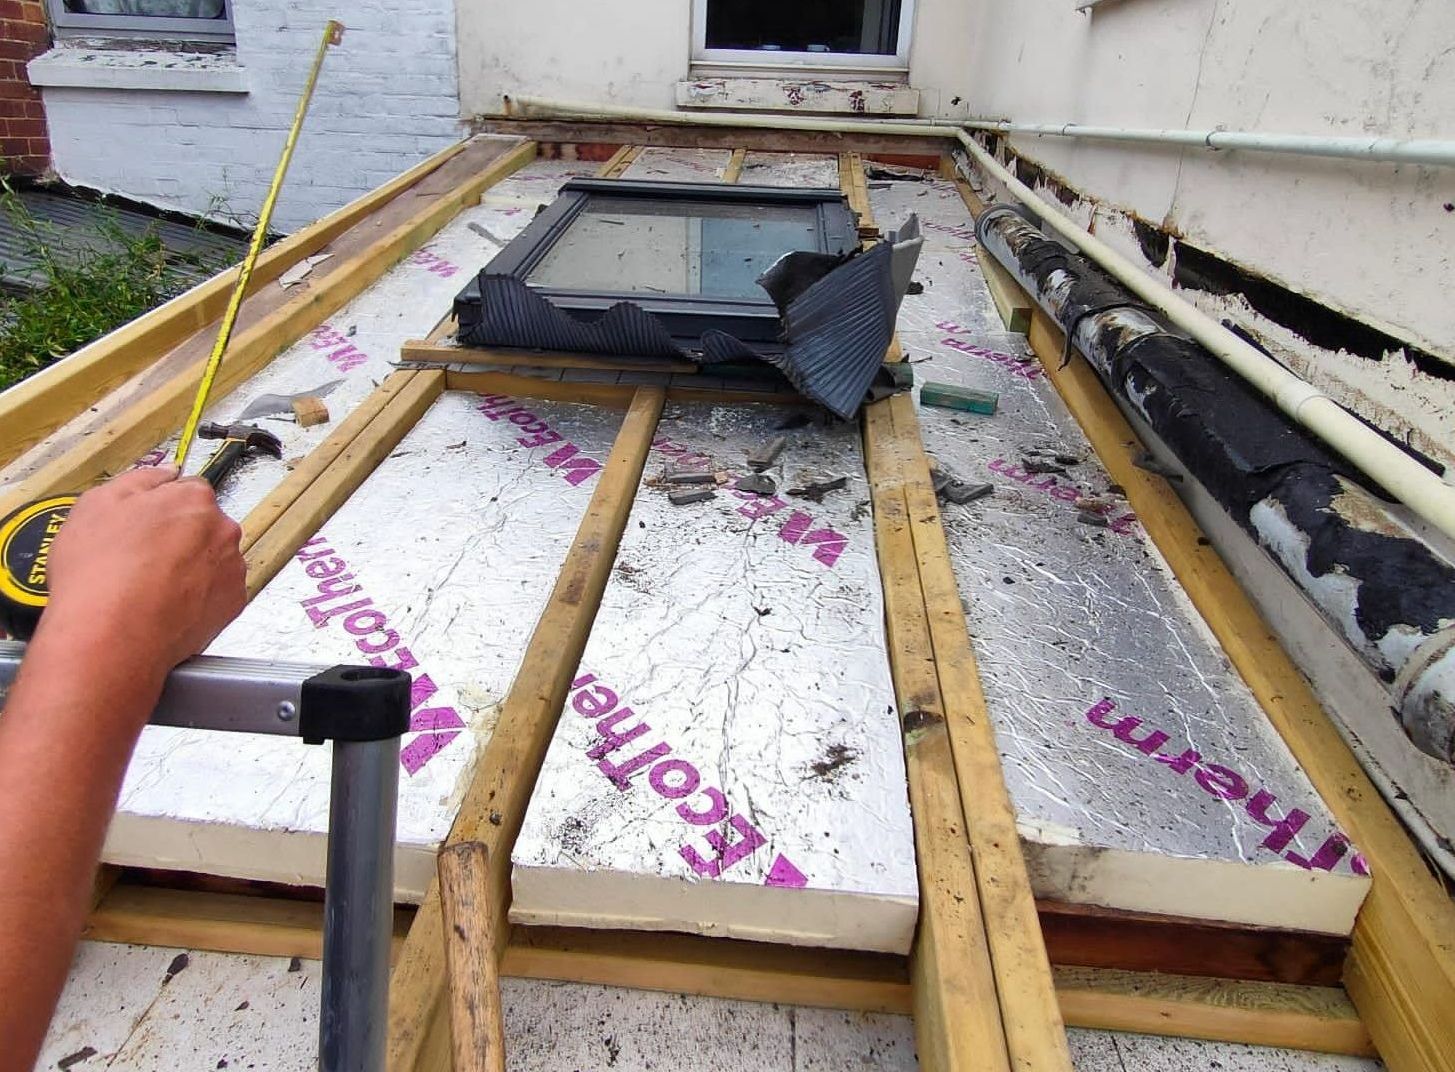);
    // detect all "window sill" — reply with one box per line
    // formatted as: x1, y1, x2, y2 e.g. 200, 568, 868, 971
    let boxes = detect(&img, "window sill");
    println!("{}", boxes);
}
676, 77, 920, 117
28, 43, 247, 94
